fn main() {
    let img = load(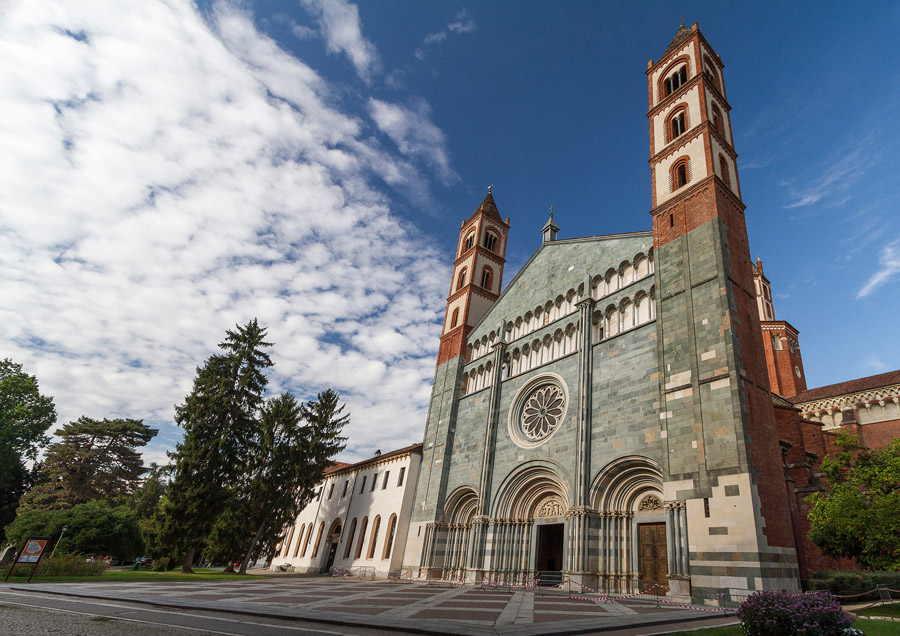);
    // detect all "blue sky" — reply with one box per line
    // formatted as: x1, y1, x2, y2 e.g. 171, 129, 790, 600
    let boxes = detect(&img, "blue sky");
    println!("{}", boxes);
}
1, 1, 898, 463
